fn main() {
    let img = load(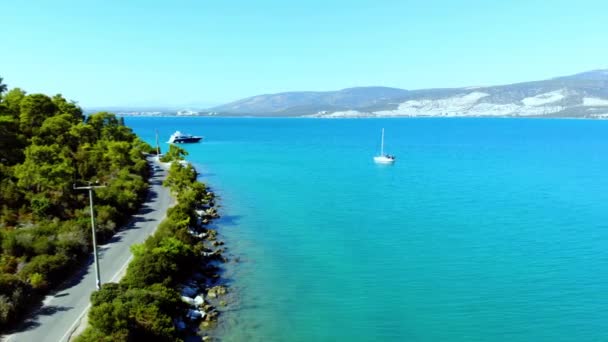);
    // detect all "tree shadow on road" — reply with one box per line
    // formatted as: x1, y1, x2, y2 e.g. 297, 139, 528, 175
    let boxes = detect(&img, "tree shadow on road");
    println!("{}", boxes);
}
5, 303, 74, 334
